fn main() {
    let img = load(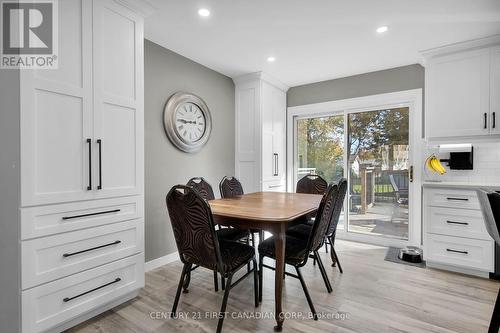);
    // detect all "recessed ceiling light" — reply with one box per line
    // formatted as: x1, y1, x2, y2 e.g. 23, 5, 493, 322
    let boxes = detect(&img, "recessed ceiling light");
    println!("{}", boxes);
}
198, 8, 210, 17
267, 56, 276, 62
376, 26, 388, 33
